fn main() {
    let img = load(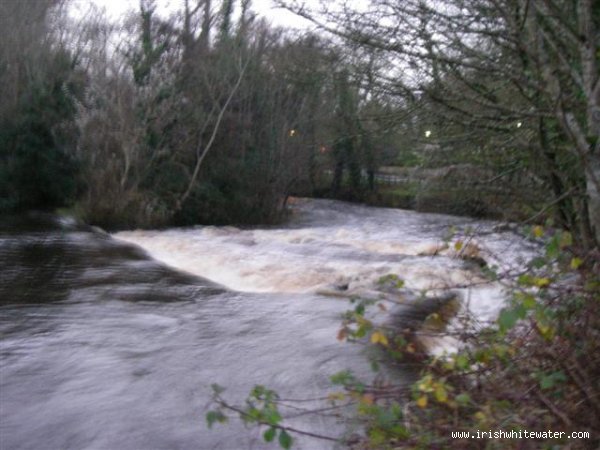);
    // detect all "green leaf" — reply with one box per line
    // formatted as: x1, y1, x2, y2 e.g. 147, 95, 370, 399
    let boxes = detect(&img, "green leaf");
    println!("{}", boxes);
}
570, 257, 583, 270
536, 321, 555, 341
210, 383, 225, 395
371, 330, 389, 346
390, 424, 409, 438
517, 274, 534, 286
330, 370, 353, 386
455, 354, 470, 370
546, 237, 560, 259
498, 309, 519, 332
263, 427, 276, 442
522, 294, 536, 309
377, 274, 404, 288
539, 371, 566, 390
354, 381, 366, 394
529, 257, 547, 269
354, 303, 365, 315
355, 325, 367, 338
265, 408, 282, 426
559, 231, 572, 248
368, 427, 386, 445
455, 393, 471, 405
206, 411, 227, 429
206, 411, 217, 428
278, 429, 293, 449
533, 277, 551, 288
481, 266, 498, 281
245, 407, 261, 423
434, 384, 448, 403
